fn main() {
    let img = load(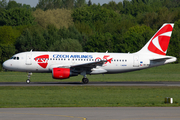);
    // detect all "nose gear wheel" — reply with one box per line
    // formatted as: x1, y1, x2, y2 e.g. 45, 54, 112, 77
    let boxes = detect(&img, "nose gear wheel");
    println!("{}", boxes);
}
26, 72, 32, 84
